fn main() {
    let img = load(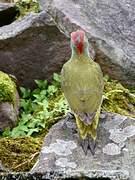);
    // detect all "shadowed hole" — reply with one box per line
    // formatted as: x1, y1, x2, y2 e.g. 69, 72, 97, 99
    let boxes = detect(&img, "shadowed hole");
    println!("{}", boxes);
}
0, 6, 19, 27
